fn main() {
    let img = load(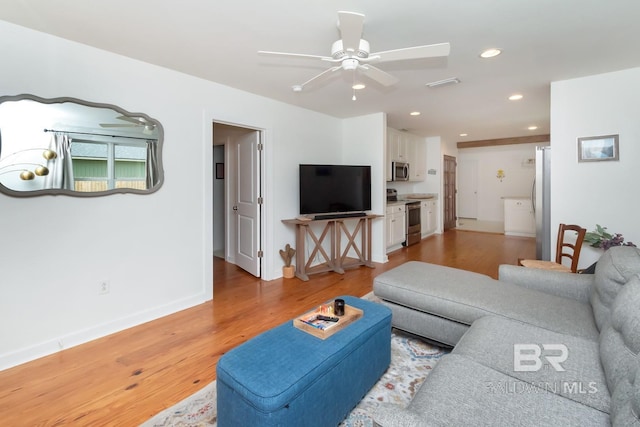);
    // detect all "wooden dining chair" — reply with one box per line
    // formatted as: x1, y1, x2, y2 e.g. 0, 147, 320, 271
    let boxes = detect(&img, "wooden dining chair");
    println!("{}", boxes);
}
519, 223, 587, 273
